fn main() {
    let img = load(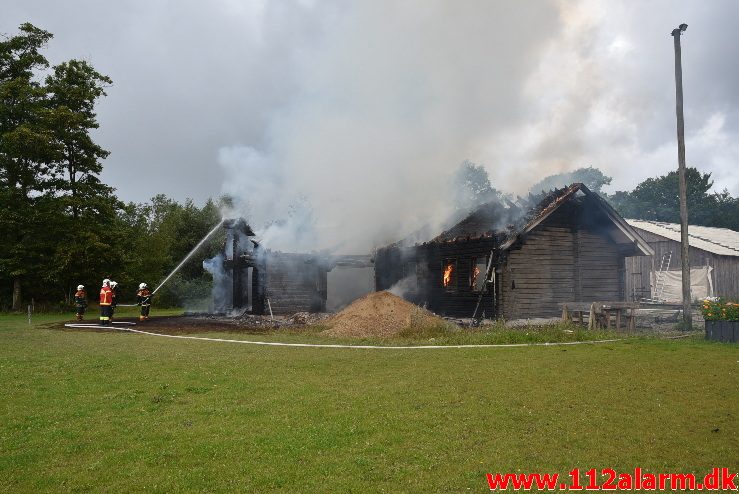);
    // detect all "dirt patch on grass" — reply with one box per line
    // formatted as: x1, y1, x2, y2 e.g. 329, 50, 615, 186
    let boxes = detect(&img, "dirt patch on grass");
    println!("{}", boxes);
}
54, 315, 265, 334
322, 291, 448, 338
54, 313, 334, 335
133, 316, 256, 334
